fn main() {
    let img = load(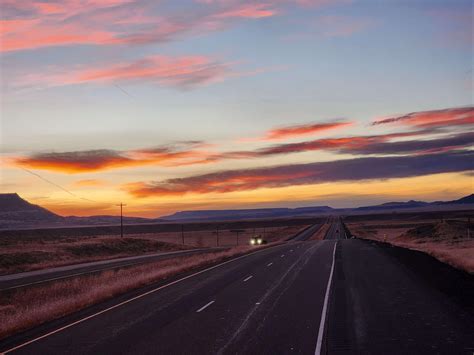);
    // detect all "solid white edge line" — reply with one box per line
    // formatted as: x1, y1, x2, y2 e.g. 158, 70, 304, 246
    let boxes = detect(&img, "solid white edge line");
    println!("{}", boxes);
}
267, 262, 273, 267
2, 243, 285, 354
196, 300, 215, 313
243, 275, 253, 282
314, 241, 337, 355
